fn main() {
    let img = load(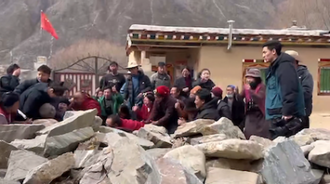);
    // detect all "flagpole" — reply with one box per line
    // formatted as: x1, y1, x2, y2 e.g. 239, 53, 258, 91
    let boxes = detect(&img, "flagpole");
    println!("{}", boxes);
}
40, 10, 43, 36
48, 36, 54, 59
